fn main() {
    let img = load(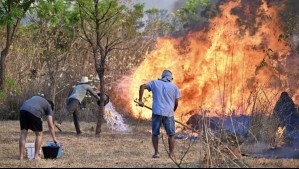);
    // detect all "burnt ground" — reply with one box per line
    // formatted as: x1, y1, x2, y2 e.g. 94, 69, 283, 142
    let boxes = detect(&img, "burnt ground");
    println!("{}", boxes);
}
1, 120, 299, 168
